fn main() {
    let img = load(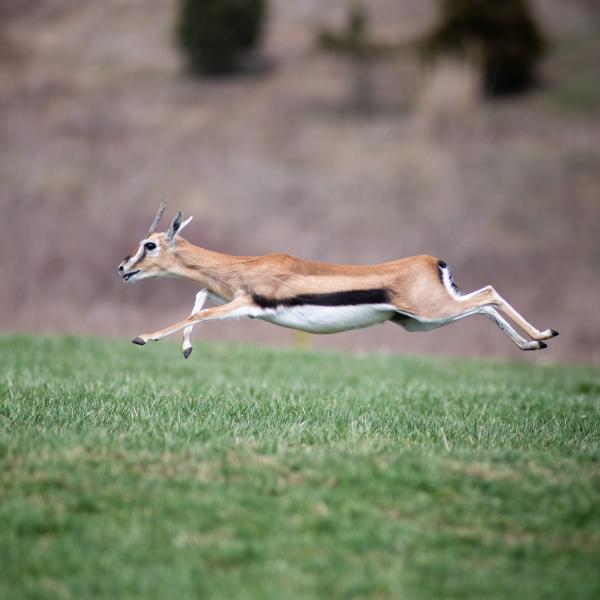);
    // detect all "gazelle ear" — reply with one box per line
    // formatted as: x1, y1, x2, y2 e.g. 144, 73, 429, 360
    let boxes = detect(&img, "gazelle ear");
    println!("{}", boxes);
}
166, 211, 182, 242
166, 212, 193, 243
177, 215, 193, 236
